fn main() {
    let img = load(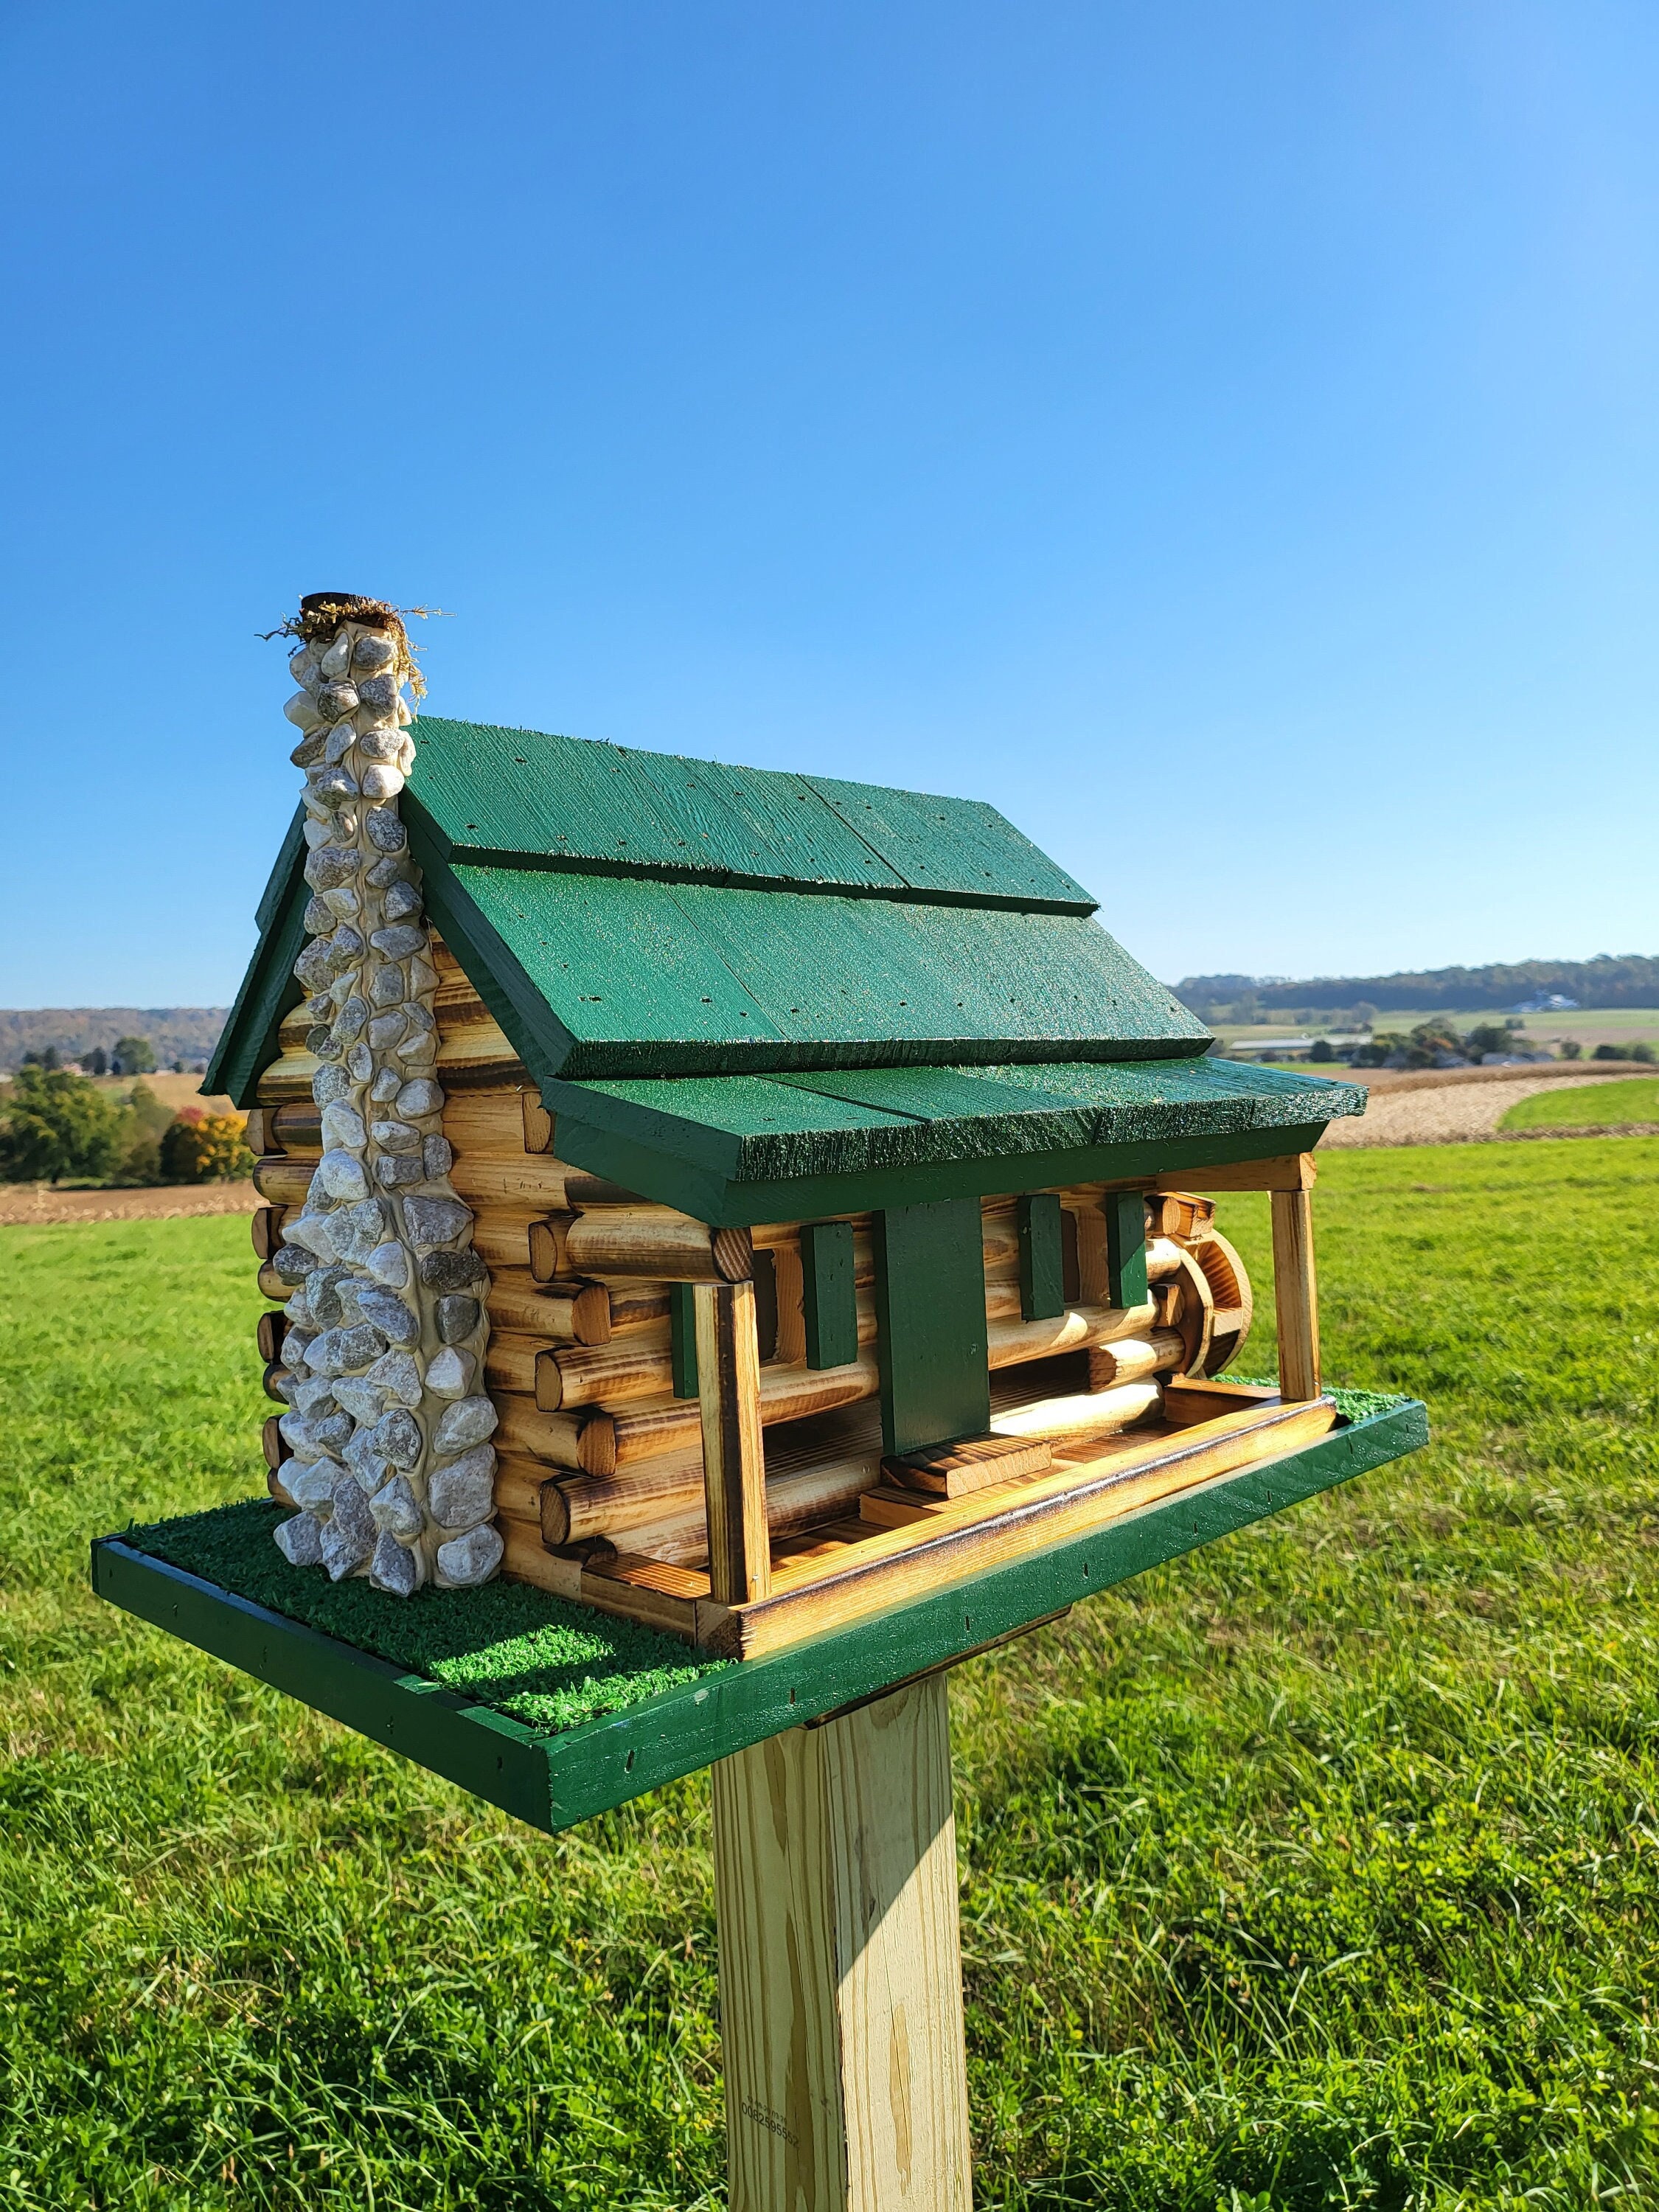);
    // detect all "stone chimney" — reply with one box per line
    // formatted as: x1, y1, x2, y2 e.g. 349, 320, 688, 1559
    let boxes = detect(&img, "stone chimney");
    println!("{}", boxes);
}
268, 594, 500, 1594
